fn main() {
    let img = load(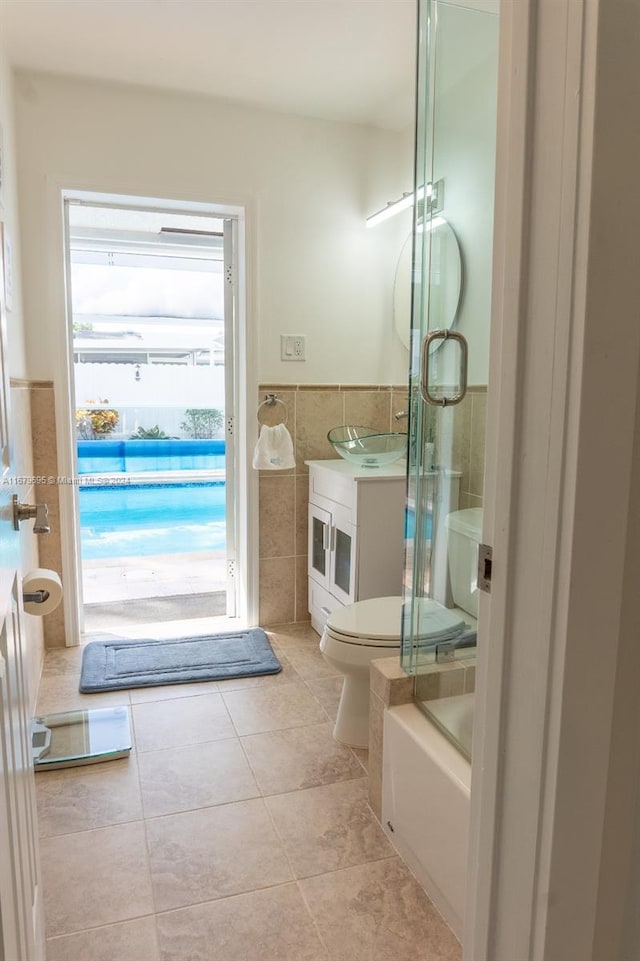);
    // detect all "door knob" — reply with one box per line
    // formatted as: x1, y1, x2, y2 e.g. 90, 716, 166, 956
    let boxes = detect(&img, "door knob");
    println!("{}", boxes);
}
12, 497, 51, 534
